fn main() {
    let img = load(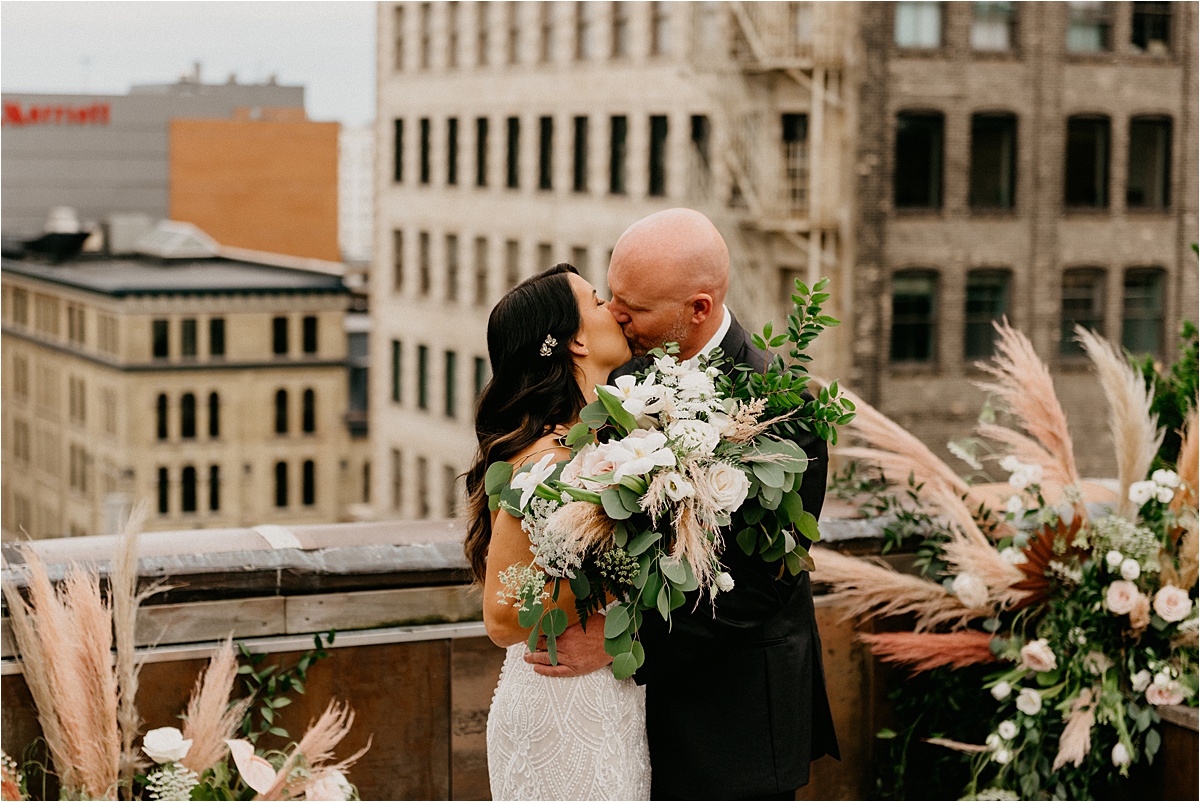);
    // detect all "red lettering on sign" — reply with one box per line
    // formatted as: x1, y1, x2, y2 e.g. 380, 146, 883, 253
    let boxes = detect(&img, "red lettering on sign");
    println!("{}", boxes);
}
0, 102, 112, 127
